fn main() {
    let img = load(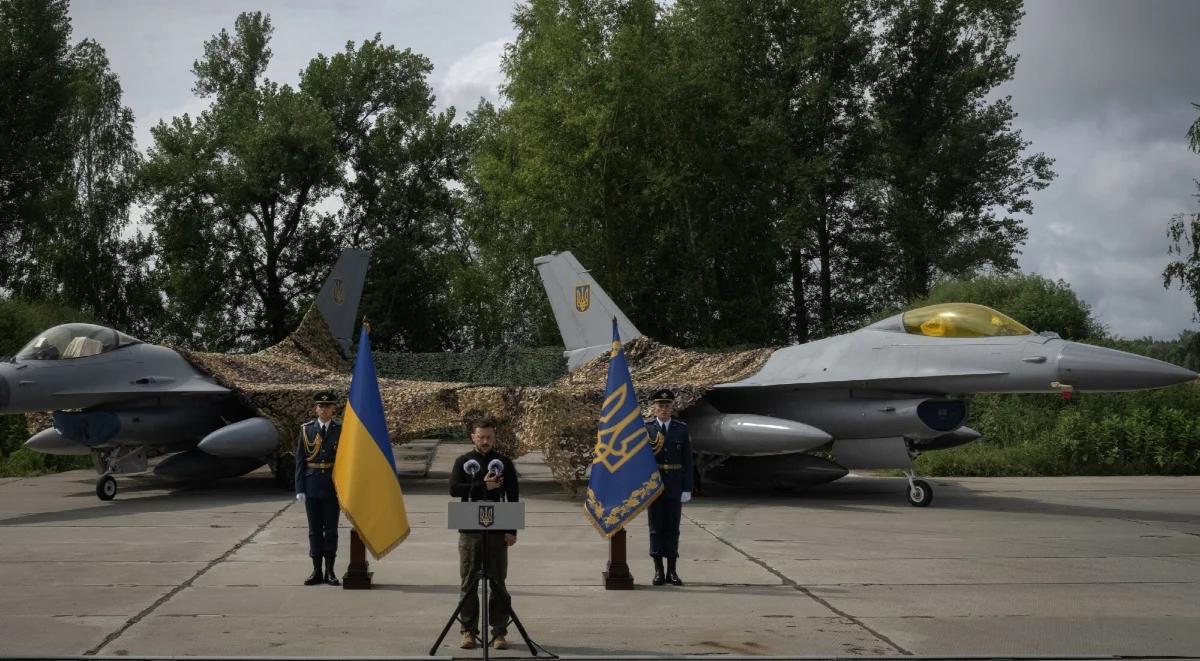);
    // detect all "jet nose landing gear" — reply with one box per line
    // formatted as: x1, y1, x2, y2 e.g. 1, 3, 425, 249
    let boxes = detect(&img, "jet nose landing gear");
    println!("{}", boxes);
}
904, 469, 933, 507
90, 446, 148, 501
